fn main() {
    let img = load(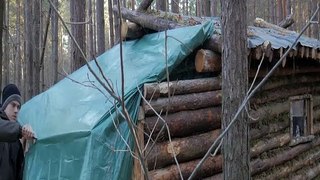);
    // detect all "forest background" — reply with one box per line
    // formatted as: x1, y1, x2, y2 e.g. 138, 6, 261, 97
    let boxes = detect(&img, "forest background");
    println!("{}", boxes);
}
0, 0, 319, 101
